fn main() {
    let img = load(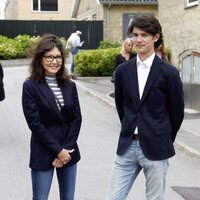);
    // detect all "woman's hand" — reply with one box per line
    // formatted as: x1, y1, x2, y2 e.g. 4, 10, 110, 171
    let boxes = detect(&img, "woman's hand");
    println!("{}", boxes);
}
57, 148, 74, 164
52, 158, 64, 168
